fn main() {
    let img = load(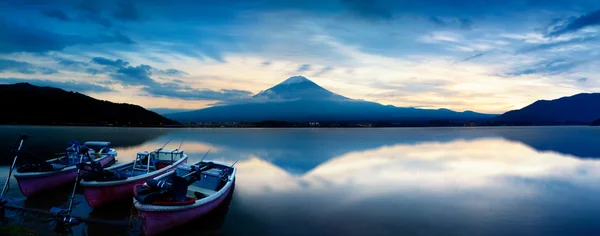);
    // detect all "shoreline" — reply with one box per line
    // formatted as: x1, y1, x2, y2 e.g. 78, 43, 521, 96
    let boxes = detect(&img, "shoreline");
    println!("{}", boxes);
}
0, 123, 597, 128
